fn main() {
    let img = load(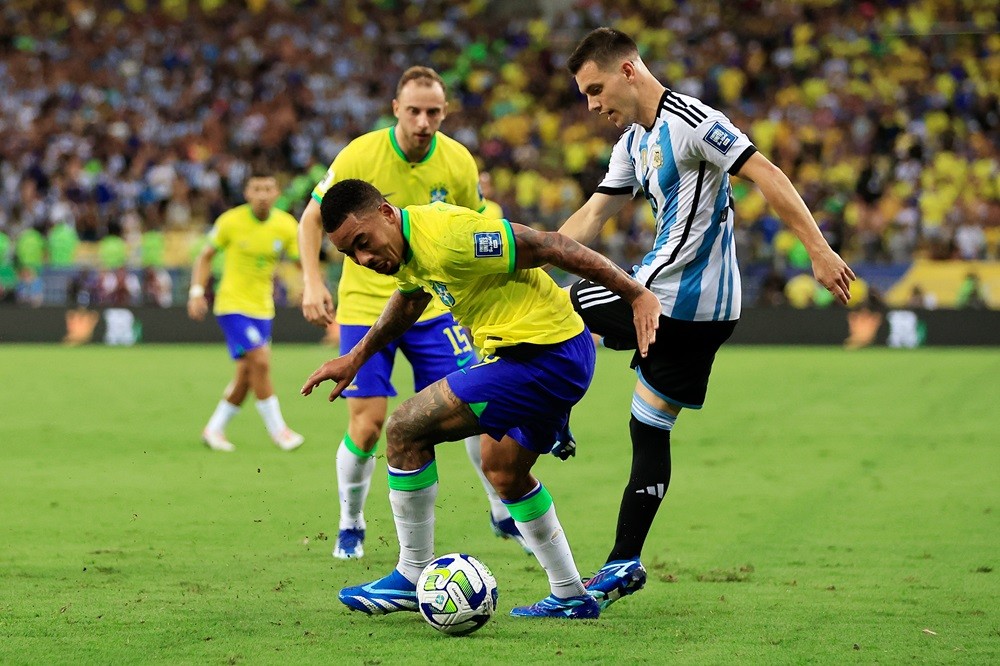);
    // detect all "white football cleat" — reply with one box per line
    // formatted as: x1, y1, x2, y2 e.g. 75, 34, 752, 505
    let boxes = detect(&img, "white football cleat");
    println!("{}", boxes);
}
202, 429, 235, 452
271, 428, 304, 451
